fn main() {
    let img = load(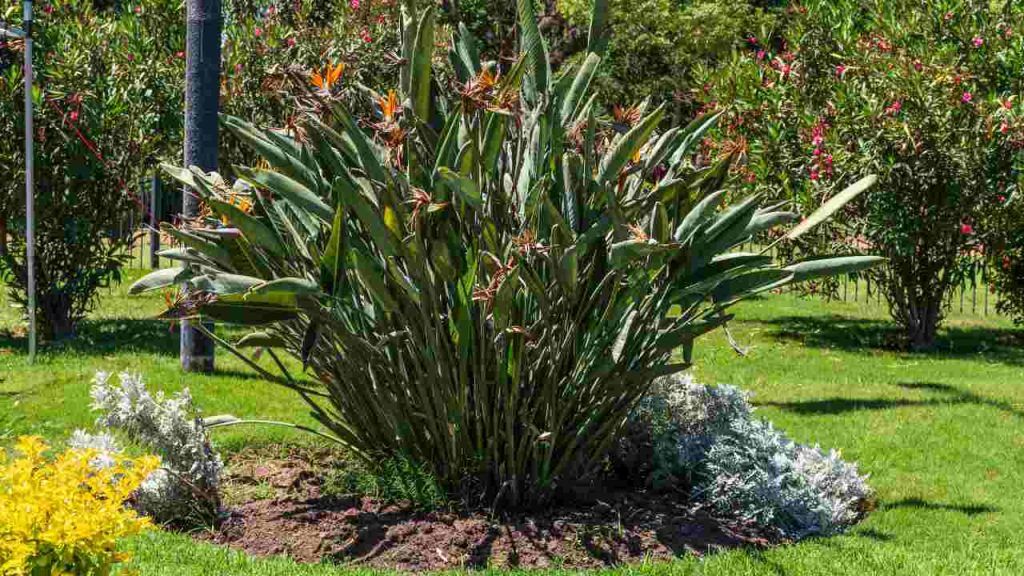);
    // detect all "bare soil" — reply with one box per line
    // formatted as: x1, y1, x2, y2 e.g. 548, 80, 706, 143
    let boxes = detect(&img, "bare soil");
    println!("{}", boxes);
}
199, 449, 777, 570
